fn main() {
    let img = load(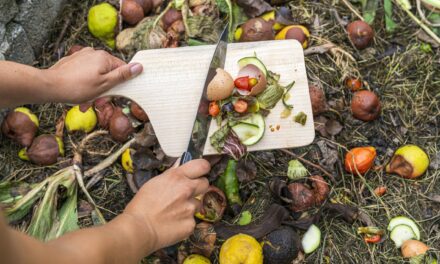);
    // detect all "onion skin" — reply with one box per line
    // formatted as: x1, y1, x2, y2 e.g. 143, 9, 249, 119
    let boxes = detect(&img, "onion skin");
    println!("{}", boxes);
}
351, 90, 381, 121
95, 102, 114, 129
401, 240, 429, 258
